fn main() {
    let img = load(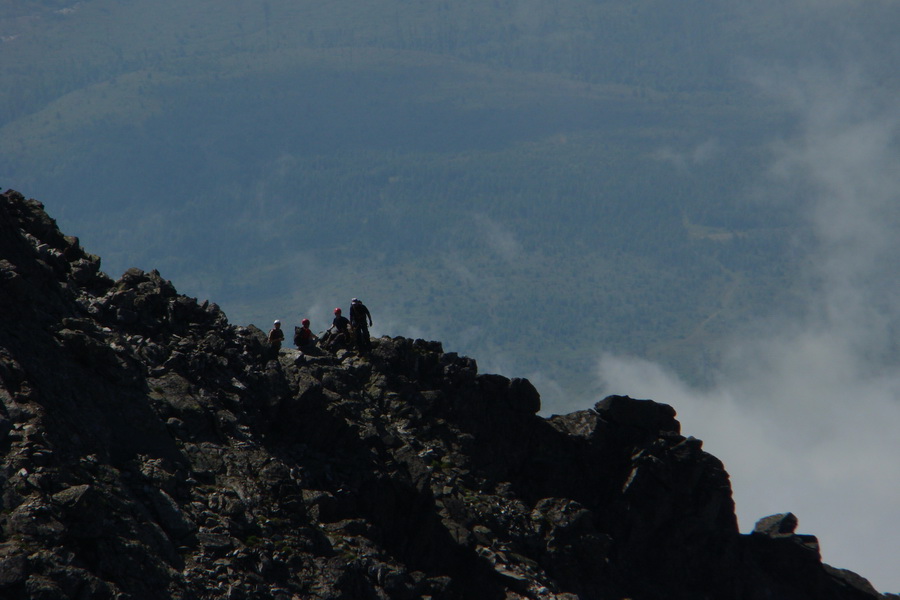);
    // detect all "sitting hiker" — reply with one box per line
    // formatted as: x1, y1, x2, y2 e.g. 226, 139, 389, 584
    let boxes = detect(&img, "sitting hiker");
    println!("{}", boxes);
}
267, 320, 285, 352
294, 318, 319, 353
323, 307, 352, 350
